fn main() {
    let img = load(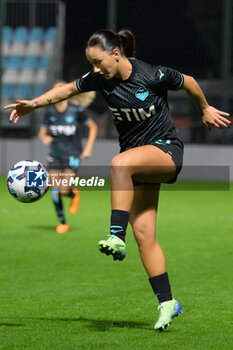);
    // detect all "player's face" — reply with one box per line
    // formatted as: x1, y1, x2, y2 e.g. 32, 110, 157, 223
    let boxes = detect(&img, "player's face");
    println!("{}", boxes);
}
86, 46, 120, 79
